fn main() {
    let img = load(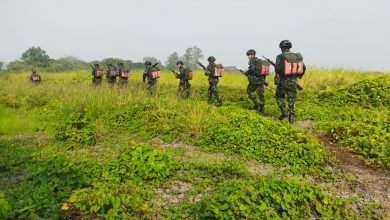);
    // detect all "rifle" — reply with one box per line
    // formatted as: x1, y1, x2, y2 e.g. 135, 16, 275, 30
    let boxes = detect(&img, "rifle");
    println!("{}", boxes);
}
196, 61, 207, 70
171, 70, 178, 77
262, 55, 303, 90
151, 63, 159, 68
234, 68, 269, 87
